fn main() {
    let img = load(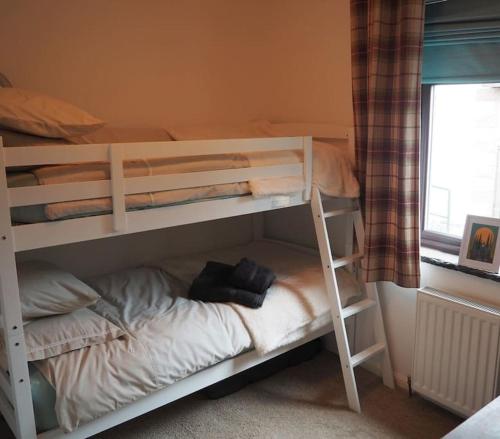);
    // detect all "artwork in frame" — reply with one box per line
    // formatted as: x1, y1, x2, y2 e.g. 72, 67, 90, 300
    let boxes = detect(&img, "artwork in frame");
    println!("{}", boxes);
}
458, 215, 500, 273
